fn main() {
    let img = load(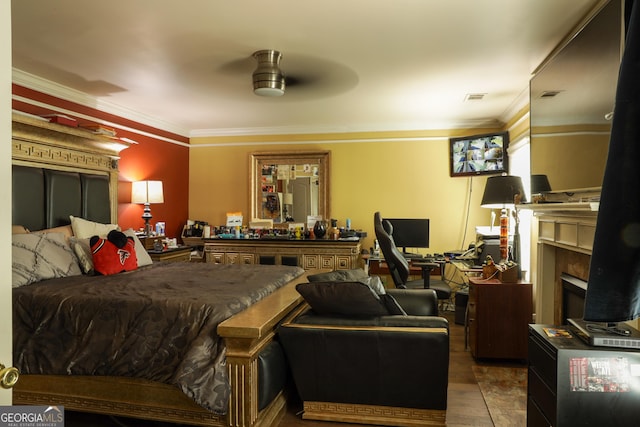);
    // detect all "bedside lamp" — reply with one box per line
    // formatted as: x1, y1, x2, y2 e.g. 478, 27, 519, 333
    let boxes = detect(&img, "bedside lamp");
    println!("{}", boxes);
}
132, 180, 164, 236
481, 175, 526, 266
